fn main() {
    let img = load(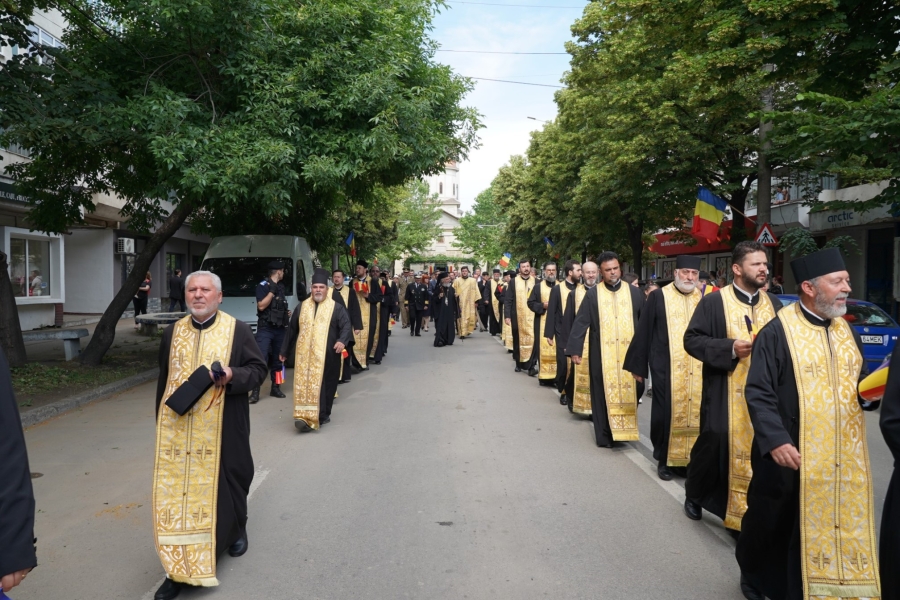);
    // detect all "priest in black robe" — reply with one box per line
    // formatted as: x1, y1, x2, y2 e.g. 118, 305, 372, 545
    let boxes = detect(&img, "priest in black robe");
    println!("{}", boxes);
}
154, 271, 267, 600
545, 259, 582, 403
351, 260, 382, 370
280, 269, 353, 430
433, 272, 460, 347
623, 255, 702, 481
881, 342, 900, 600
504, 260, 539, 372
484, 269, 503, 336
736, 248, 879, 600
369, 266, 389, 364
528, 262, 559, 383
477, 271, 489, 331
682, 241, 782, 528
567, 253, 645, 447
330, 269, 362, 383
0, 347, 37, 594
